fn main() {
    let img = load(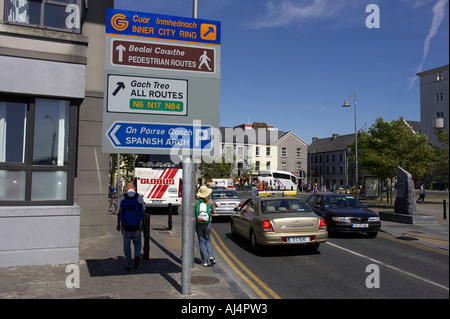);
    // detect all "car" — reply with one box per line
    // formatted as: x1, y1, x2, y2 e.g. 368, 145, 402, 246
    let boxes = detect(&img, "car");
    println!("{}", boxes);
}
230, 196, 328, 252
210, 189, 242, 218
305, 193, 381, 238
336, 186, 351, 194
